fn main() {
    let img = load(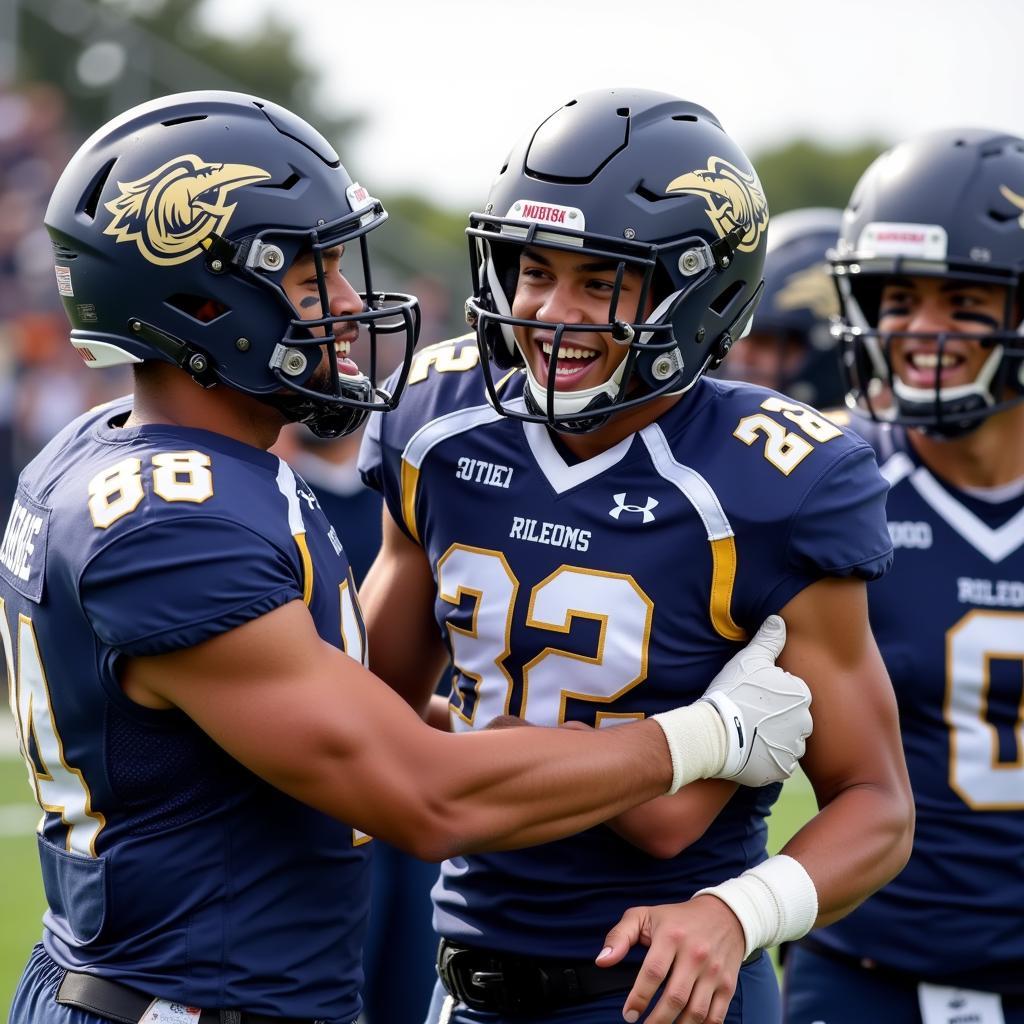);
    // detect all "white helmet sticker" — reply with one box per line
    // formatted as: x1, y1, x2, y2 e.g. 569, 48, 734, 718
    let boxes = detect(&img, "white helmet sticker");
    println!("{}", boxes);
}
505, 199, 585, 229
346, 182, 374, 211
857, 222, 948, 260
501, 200, 586, 246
